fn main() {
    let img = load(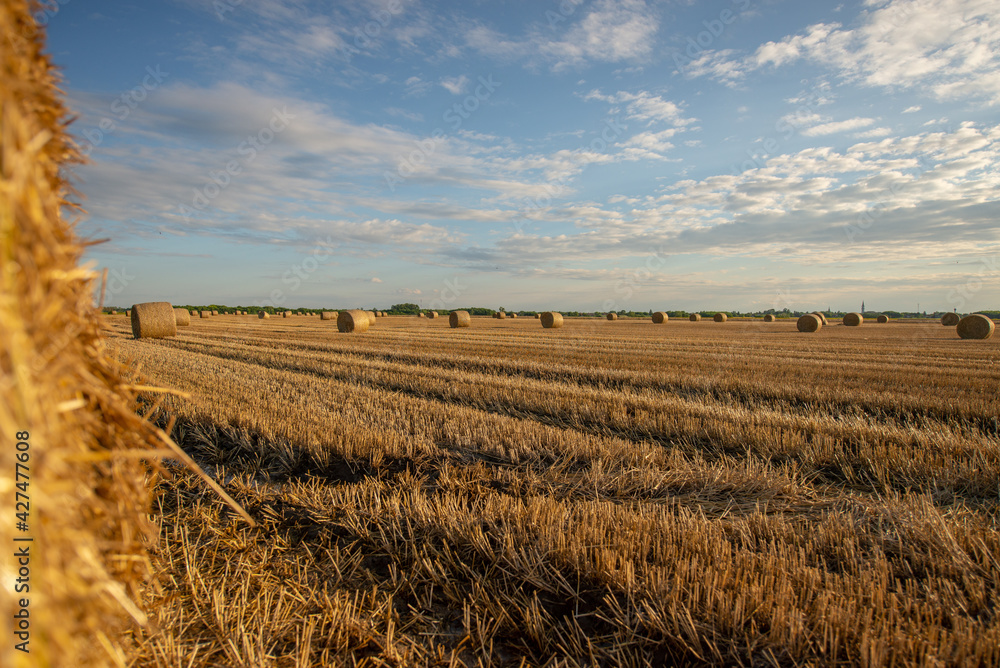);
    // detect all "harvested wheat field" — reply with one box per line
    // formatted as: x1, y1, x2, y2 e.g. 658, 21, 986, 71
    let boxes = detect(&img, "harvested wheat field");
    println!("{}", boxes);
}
99, 314, 1000, 667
